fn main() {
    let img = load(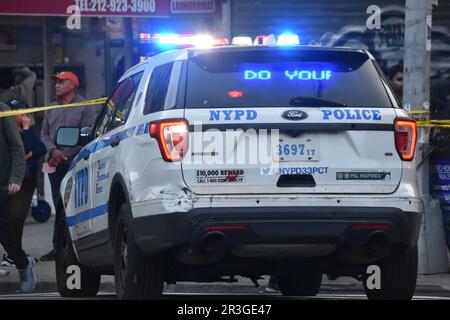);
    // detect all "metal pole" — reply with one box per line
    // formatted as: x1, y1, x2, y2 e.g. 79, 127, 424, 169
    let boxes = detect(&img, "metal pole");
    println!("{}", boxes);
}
404, 0, 448, 274
124, 18, 133, 71
221, 0, 231, 40
42, 16, 56, 212
42, 16, 51, 105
